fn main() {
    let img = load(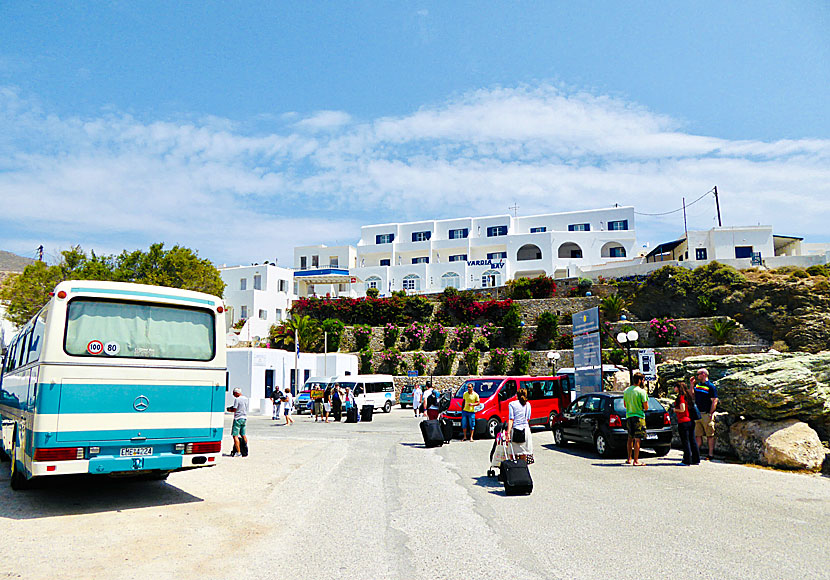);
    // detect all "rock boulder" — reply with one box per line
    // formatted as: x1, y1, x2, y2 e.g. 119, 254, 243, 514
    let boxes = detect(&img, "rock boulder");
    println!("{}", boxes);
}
729, 419, 826, 471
